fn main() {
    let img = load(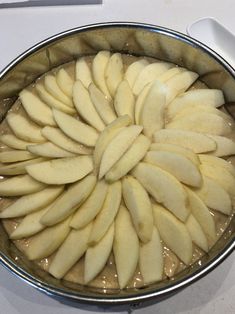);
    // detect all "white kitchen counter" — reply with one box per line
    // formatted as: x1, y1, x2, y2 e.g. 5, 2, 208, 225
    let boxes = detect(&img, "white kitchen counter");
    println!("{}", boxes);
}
0, 1, 234, 313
